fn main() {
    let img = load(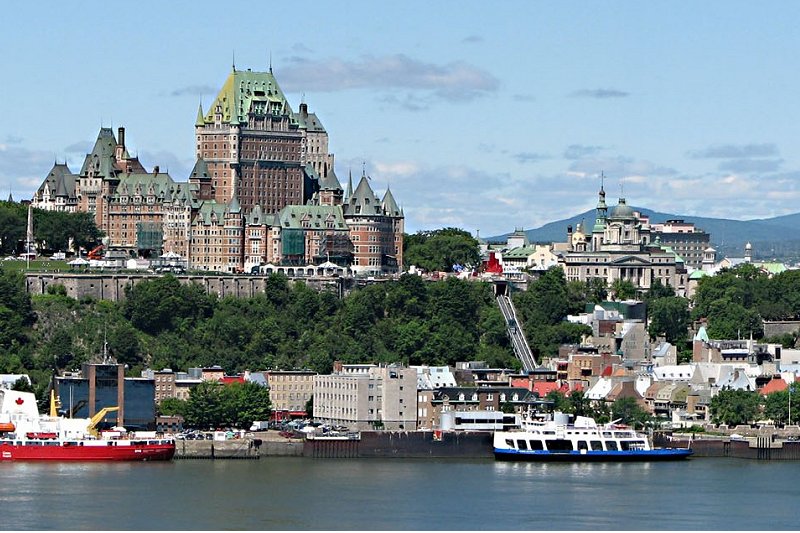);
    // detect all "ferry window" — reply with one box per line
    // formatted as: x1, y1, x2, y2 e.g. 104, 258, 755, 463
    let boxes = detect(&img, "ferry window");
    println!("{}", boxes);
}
606, 441, 618, 451
577, 441, 588, 451
517, 440, 529, 450
547, 439, 573, 452
620, 441, 634, 451
591, 441, 603, 451
529, 440, 544, 451
505, 439, 515, 447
